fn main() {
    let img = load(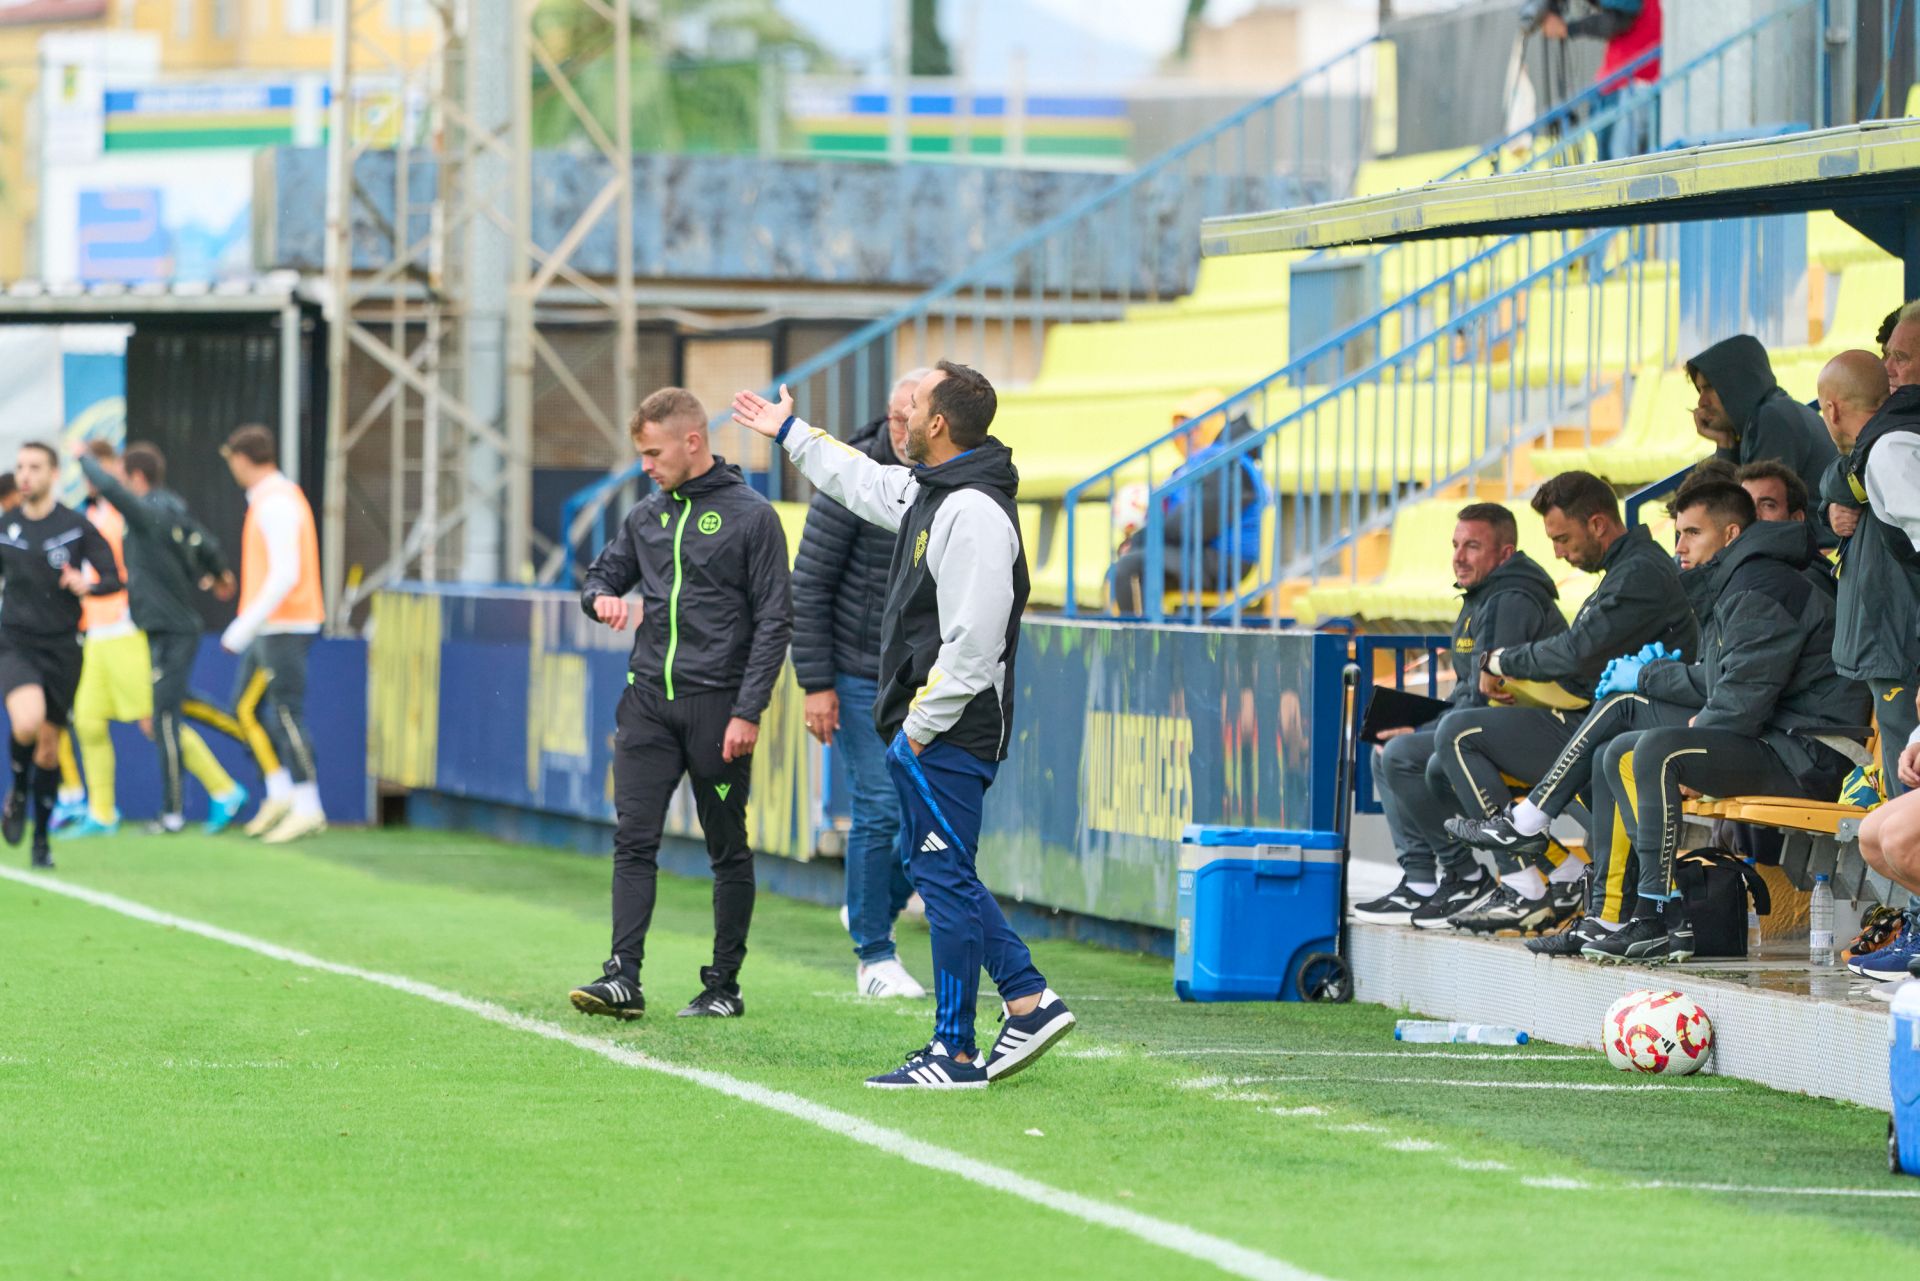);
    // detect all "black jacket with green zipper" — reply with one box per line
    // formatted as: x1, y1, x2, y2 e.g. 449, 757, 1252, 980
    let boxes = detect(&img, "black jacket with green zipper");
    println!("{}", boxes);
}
1637, 517, 1865, 784
1494, 524, 1698, 697
580, 460, 793, 722
1447, 550, 1565, 708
